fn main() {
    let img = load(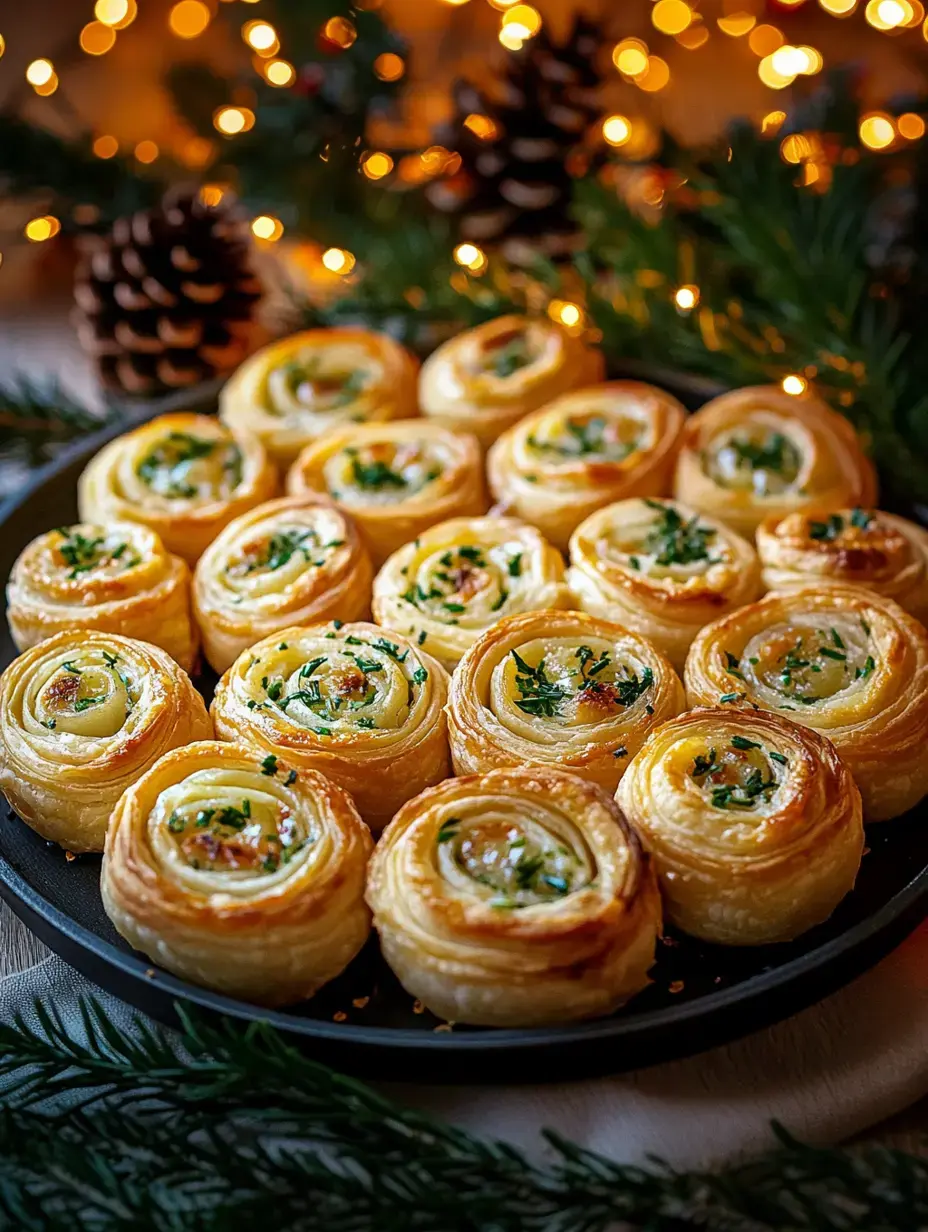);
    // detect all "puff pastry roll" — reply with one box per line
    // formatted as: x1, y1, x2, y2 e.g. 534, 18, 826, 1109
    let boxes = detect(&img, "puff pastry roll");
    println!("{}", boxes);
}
211, 621, 450, 830
419, 314, 605, 450
449, 609, 685, 793
684, 585, 928, 821
673, 386, 877, 539
193, 496, 373, 674
219, 327, 419, 468
102, 741, 372, 1005
367, 766, 661, 1026
757, 507, 928, 625
372, 515, 572, 671
487, 382, 686, 550
617, 709, 863, 946
0, 631, 212, 852
286, 421, 486, 567
6, 522, 197, 674
78, 412, 277, 566
568, 498, 762, 673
